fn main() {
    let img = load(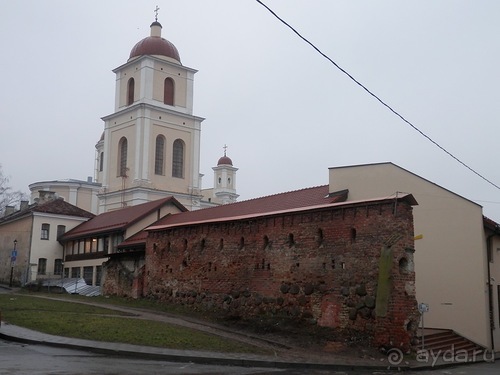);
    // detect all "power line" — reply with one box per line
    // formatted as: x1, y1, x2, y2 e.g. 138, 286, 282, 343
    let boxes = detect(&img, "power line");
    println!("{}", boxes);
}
255, 0, 500, 191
